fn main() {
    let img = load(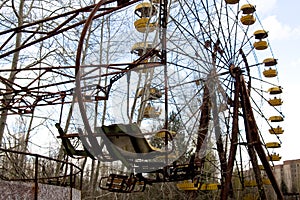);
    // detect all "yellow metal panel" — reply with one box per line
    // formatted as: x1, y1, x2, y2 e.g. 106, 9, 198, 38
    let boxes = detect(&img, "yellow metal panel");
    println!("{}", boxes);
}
269, 126, 284, 134
200, 183, 219, 191
134, 2, 157, 18
268, 86, 282, 94
268, 98, 282, 106
266, 142, 281, 148
263, 69, 277, 77
254, 30, 268, 39
244, 180, 257, 187
254, 41, 268, 50
240, 4, 256, 14
267, 154, 281, 161
176, 181, 199, 191
240, 15, 256, 25
134, 18, 157, 33
263, 58, 277, 66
